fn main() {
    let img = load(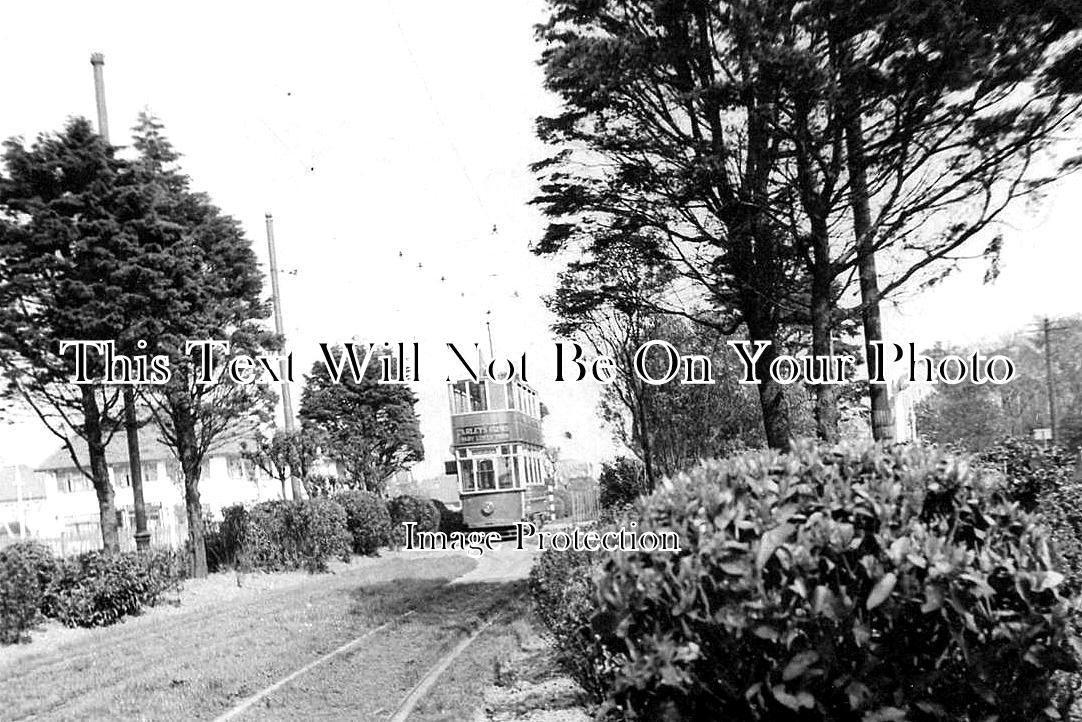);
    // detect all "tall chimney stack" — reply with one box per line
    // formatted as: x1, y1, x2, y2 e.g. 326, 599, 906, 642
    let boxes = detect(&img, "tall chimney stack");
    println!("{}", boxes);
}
90, 53, 110, 142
